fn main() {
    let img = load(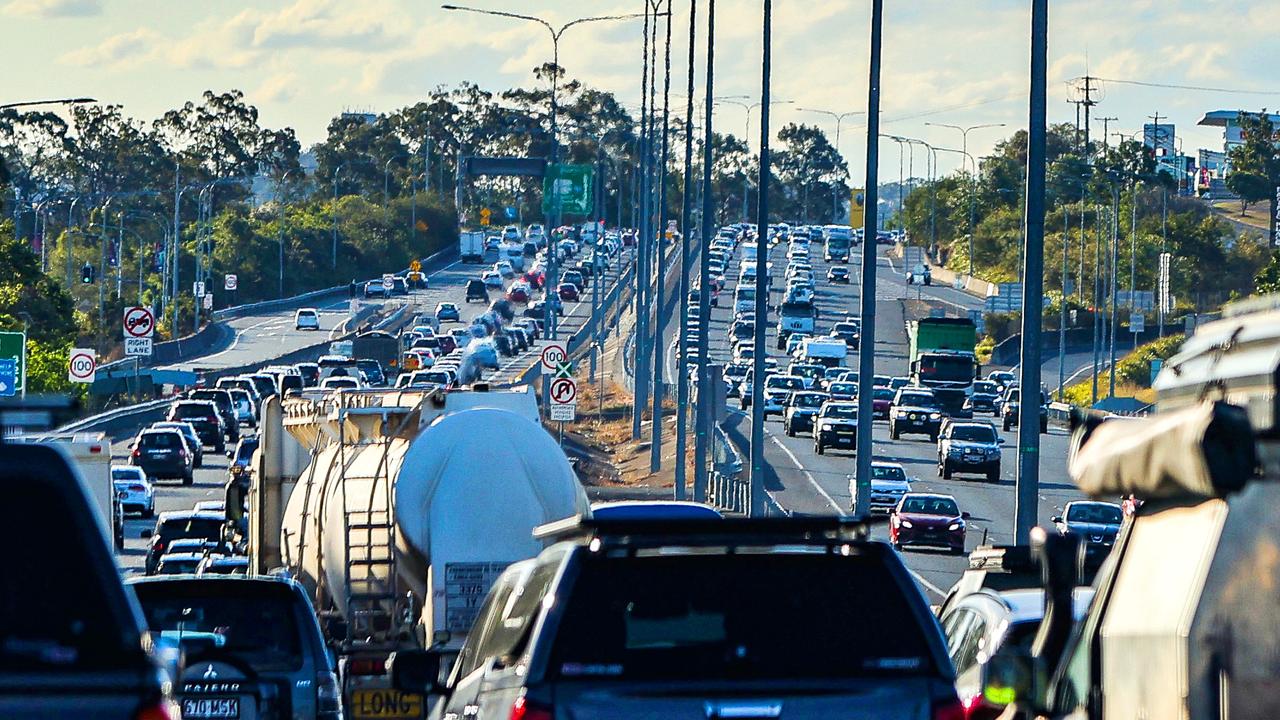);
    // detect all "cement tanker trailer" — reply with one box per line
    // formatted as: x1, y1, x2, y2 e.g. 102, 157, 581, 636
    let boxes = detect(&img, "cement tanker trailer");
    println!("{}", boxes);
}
252, 384, 588, 719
